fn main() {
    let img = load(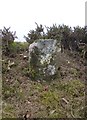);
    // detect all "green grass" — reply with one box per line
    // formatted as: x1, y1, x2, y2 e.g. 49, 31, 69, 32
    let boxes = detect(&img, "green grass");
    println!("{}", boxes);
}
26, 79, 85, 118
3, 103, 15, 118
